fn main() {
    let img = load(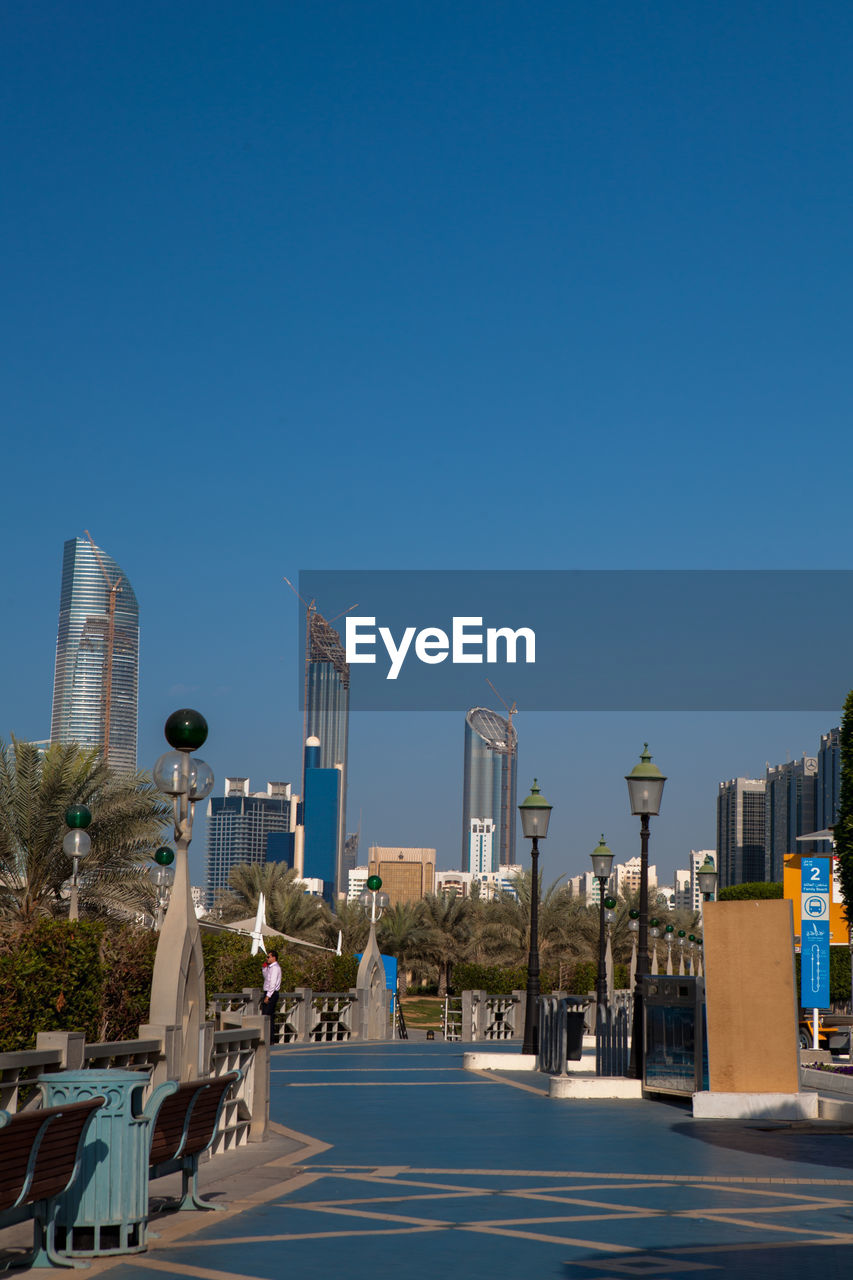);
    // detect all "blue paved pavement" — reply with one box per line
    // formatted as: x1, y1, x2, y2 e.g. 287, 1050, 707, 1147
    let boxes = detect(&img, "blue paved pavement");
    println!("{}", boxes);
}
105, 1041, 853, 1280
